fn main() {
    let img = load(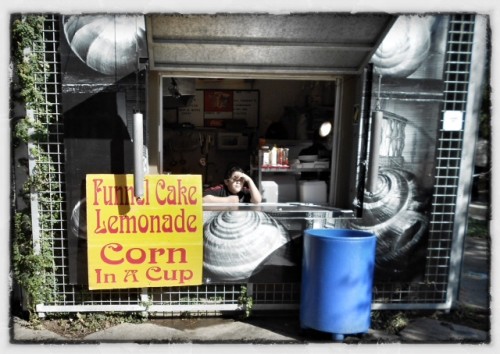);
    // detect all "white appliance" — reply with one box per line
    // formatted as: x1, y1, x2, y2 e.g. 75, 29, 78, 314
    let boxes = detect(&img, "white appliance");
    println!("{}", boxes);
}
299, 180, 327, 204
261, 181, 278, 203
